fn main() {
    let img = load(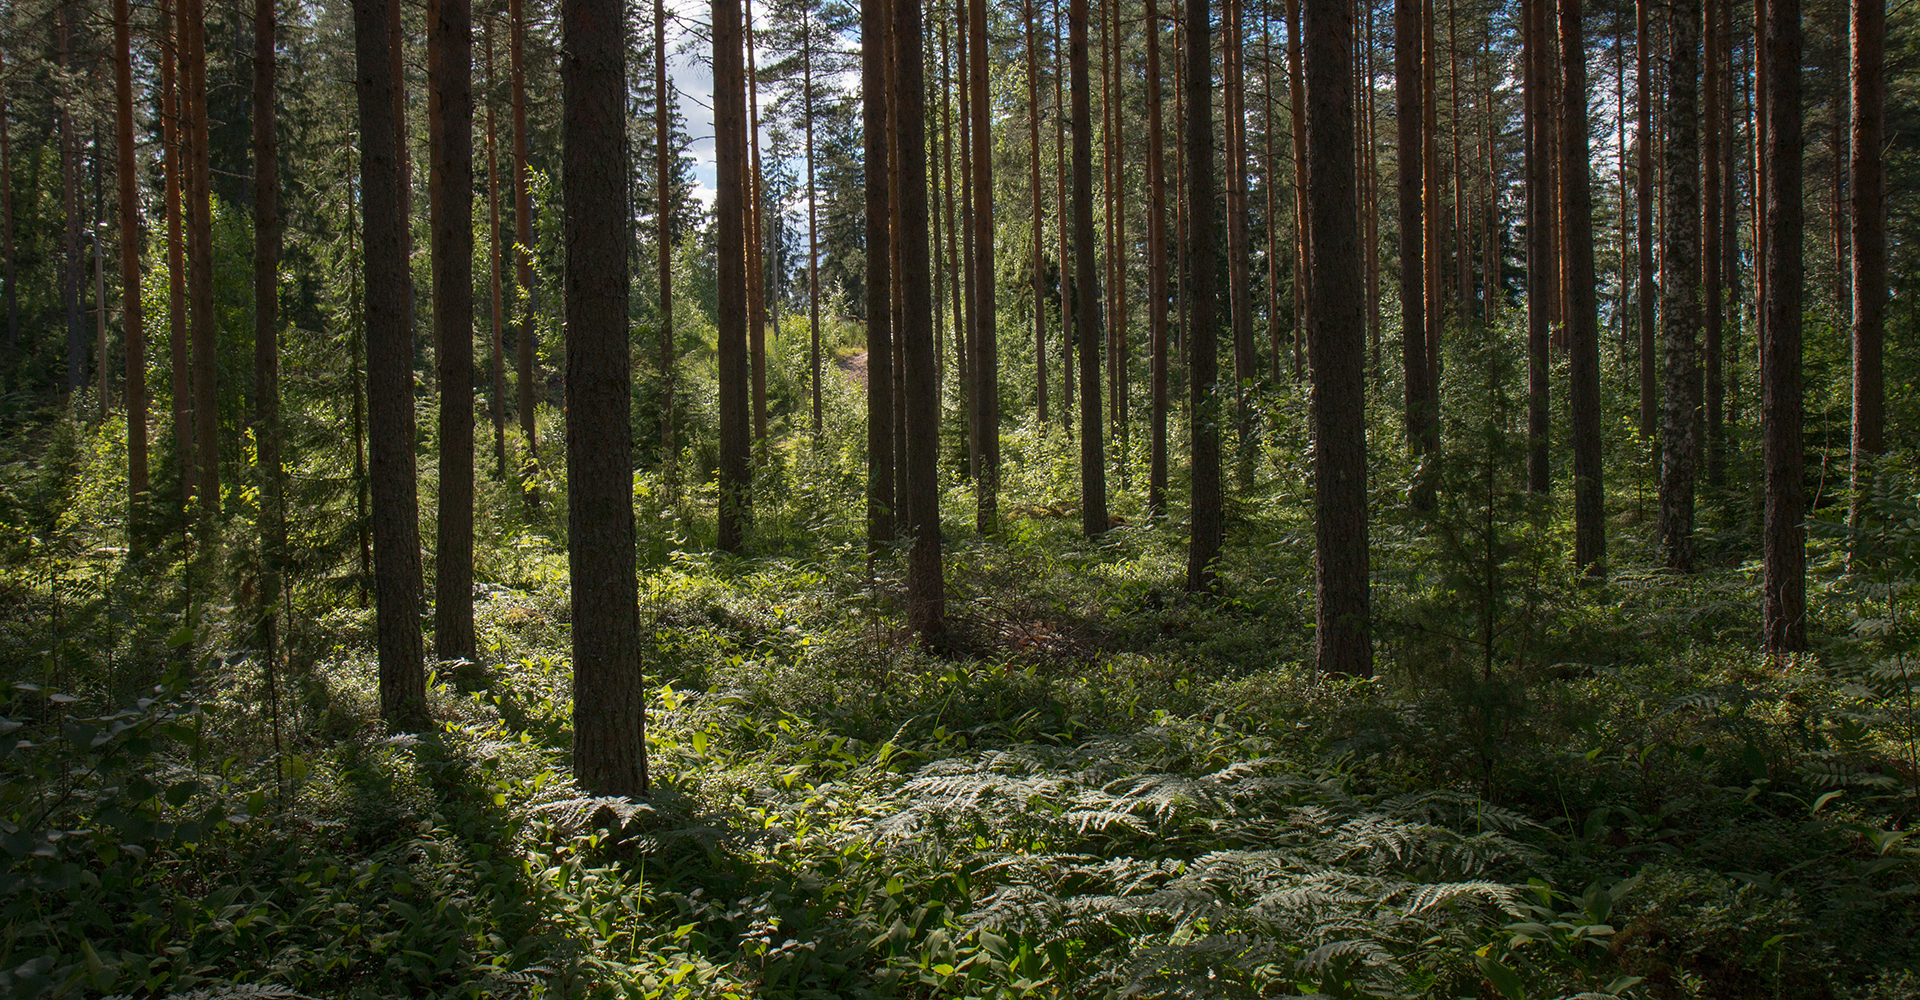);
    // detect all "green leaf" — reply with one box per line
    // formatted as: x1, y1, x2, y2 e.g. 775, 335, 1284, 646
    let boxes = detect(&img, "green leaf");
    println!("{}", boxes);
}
1475, 953, 1526, 1000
